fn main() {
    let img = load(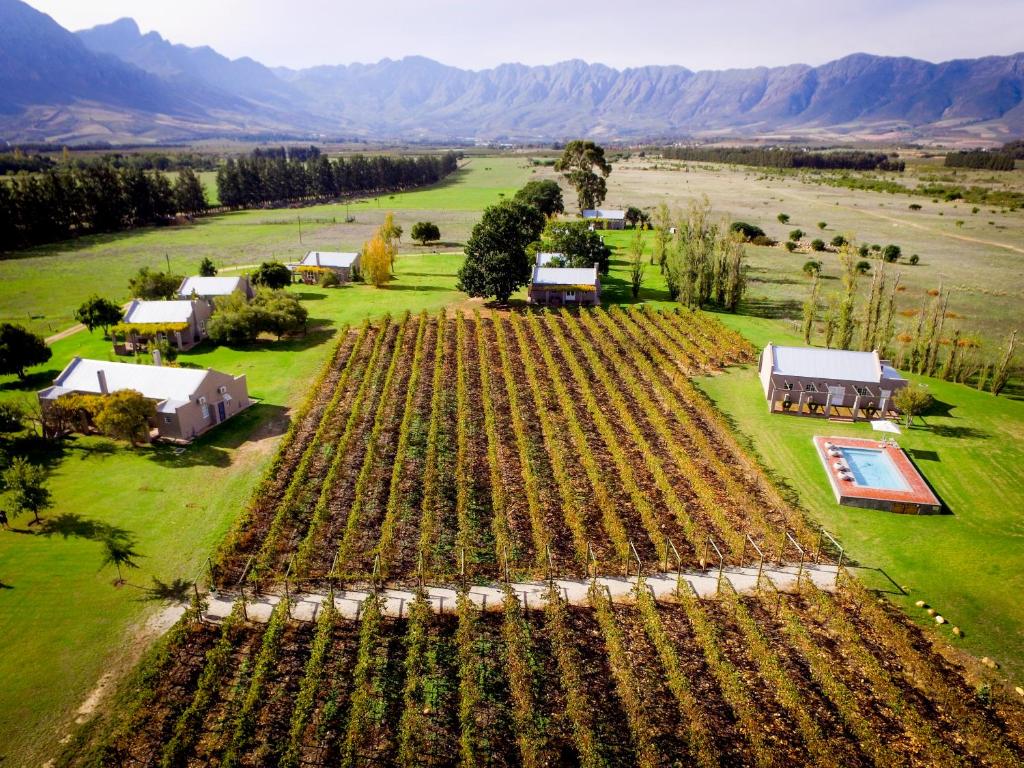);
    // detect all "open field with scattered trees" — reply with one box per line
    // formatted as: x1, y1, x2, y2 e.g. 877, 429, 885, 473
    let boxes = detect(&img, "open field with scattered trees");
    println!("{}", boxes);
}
2, 149, 1023, 766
